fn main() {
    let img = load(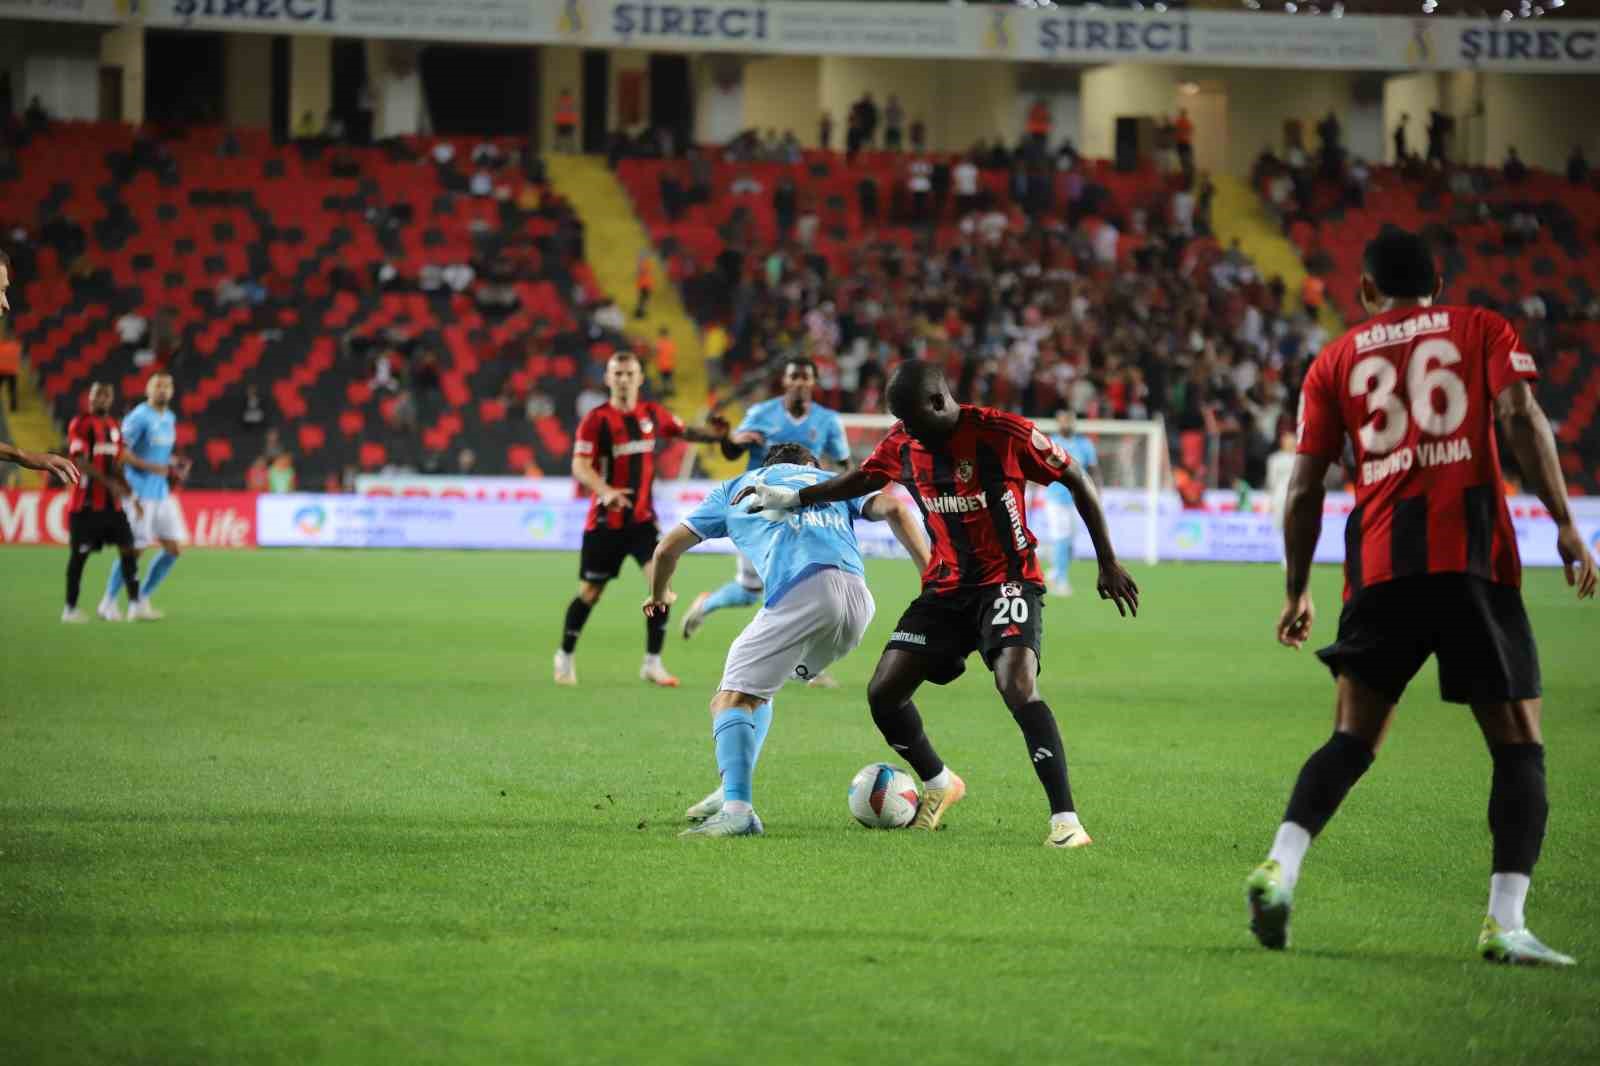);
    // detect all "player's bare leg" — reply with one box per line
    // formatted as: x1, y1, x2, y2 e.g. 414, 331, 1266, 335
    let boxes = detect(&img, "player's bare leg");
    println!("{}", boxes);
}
639, 559, 678, 687
1468, 698, 1571, 965
989, 646, 1089, 847
1247, 674, 1392, 949
867, 650, 964, 830
555, 580, 604, 685
681, 690, 769, 838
